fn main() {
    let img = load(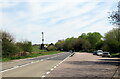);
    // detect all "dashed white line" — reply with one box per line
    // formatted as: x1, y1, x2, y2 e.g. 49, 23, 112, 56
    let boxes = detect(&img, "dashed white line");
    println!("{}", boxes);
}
46, 71, 50, 74
54, 66, 56, 68
1, 53, 69, 73
41, 53, 71, 77
51, 68, 54, 71
31, 62, 34, 64
41, 75, 45, 78
47, 58, 50, 59
56, 65, 59, 66
41, 59, 43, 61
13, 66, 19, 68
